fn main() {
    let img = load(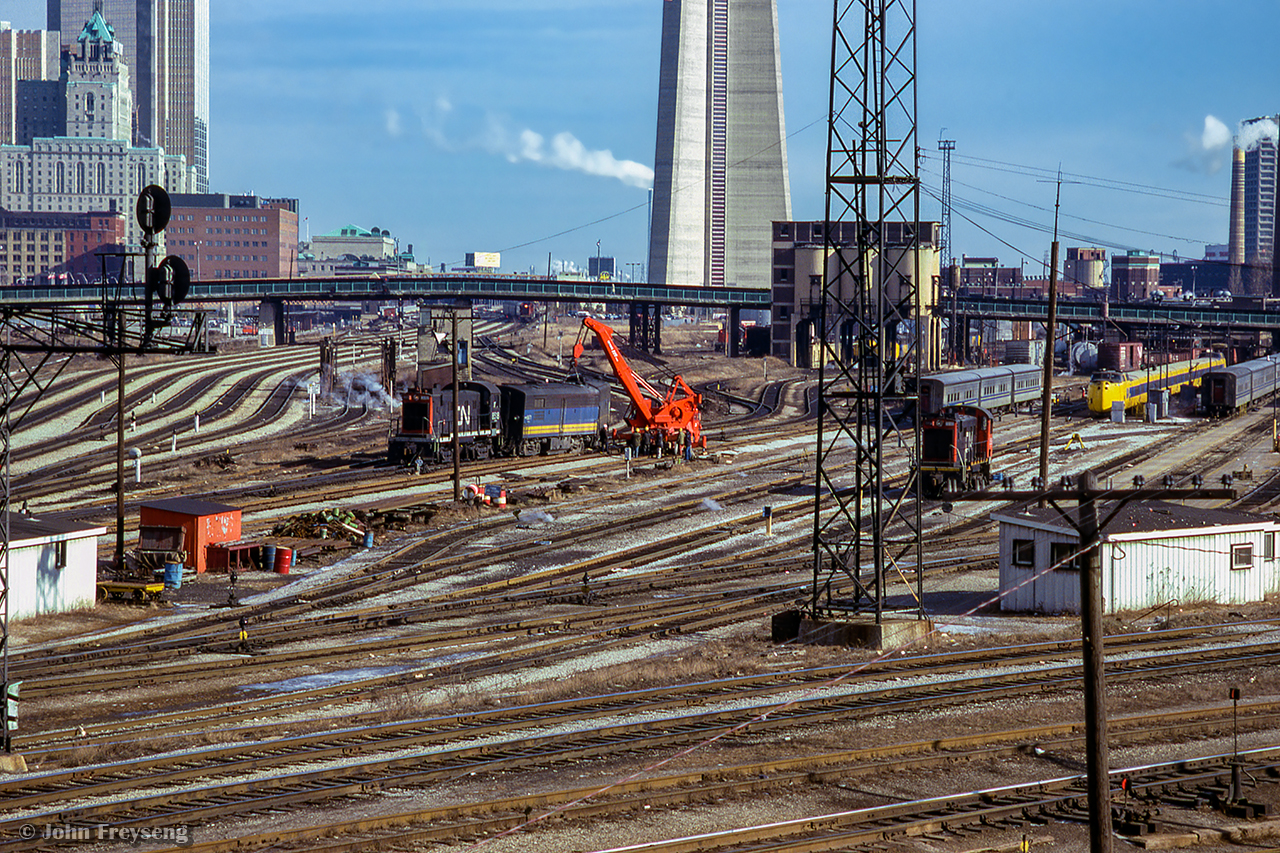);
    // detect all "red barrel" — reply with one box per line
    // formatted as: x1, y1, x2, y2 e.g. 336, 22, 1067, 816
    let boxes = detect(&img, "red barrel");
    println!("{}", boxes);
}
274, 546, 292, 574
